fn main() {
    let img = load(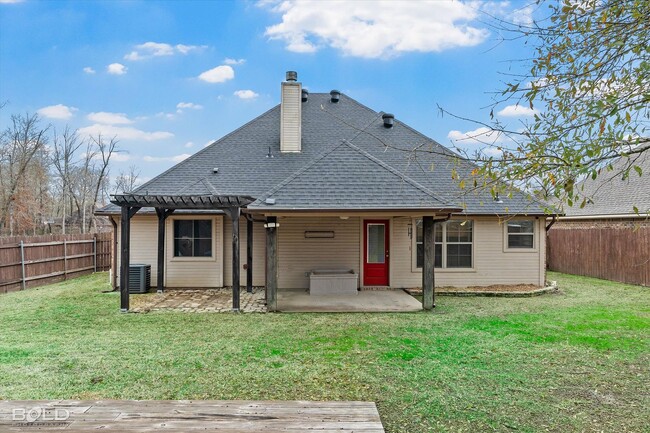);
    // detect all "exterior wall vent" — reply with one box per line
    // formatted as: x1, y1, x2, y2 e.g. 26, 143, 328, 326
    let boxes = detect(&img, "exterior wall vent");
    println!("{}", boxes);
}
281, 71, 302, 153
382, 113, 394, 128
301, 89, 309, 102
330, 90, 340, 103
